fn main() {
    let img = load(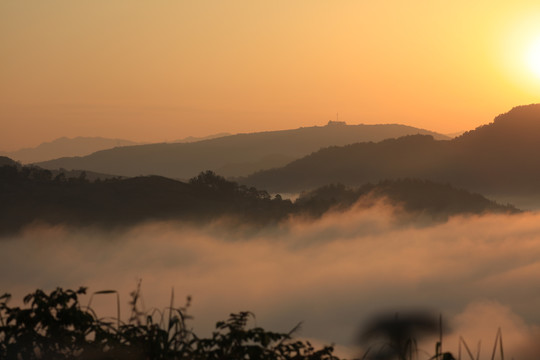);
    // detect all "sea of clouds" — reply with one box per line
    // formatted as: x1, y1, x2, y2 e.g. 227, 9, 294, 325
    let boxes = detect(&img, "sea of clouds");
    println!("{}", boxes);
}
2, 202, 540, 359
